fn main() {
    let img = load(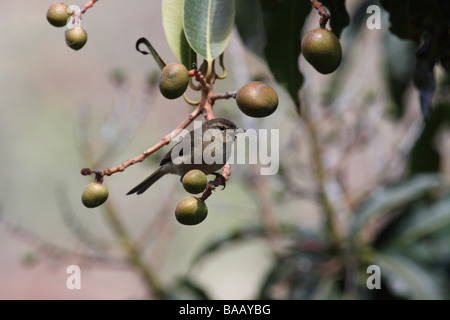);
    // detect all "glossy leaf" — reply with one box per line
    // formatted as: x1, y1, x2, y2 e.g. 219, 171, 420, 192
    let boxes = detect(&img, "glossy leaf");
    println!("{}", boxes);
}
374, 251, 444, 299
235, 0, 265, 58
183, 0, 235, 62
259, 0, 311, 112
350, 174, 444, 238
321, 0, 350, 38
162, 0, 196, 69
